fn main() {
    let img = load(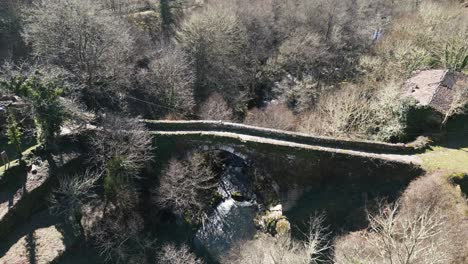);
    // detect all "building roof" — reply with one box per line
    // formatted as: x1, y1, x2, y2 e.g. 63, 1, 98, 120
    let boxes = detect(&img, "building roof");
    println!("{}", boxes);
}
401, 70, 468, 115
